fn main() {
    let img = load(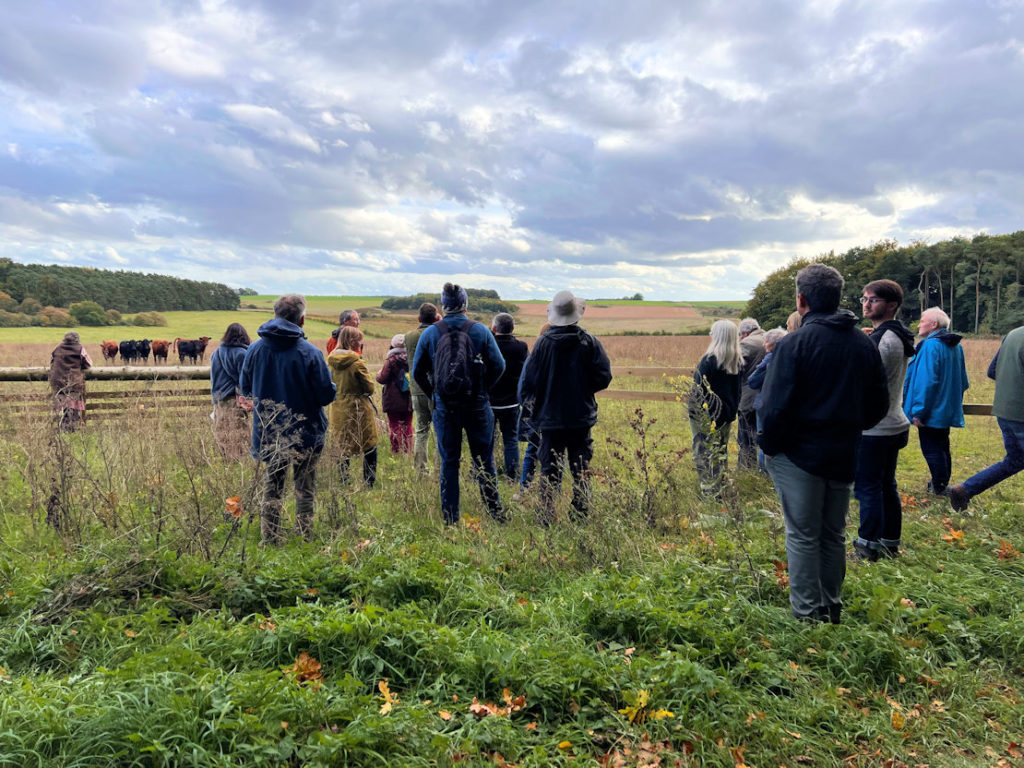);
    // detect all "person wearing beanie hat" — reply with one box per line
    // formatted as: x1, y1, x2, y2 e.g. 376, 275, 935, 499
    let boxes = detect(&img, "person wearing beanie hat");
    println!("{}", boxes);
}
412, 283, 507, 525
519, 290, 612, 525
377, 332, 414, 454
